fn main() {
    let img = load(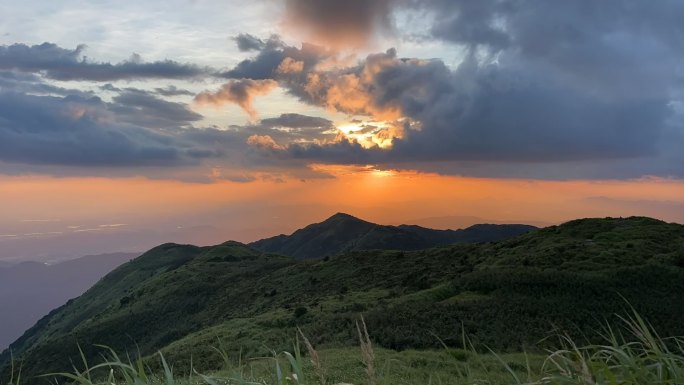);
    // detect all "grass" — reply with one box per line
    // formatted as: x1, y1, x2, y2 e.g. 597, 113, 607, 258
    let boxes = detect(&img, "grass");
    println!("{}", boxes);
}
5, 310, 684, 385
